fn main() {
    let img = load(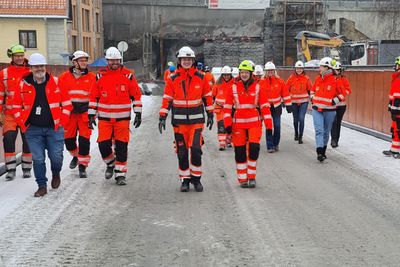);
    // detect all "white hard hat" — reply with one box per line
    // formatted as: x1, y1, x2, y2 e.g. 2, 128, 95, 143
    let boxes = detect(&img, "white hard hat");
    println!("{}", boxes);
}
295, 60, 304, 68
254, 65, 264, 76
72, 50, 89, 61
105, 47, 122, 60
29, 53, 47, 65
177, 46, 195, 58
319, 57, 332, 67
221, 65, 232, 74
332, 61, 342, 70
264, 62, 276, 70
